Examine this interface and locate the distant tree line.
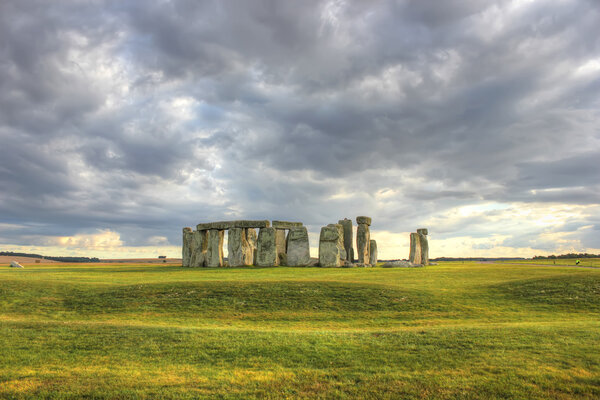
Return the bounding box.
[533,253,599,259]
[0,251,100,263]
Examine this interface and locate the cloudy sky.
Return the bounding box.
[1,0,599,259]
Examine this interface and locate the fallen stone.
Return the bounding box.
[356,223,370,264]
[256,227,278,267]
[286,226,311,266]
[228,227,253,267]
[409,232,422,265]
[338,218,354,262]
[381,260,423,268]
[272,221,303,229]
[182,227,193,267]
[196,220,270,231]
[190,230,208,267]
[205,229,224,267]
[356,216,372,226]
[10,261,24,268]
[369,240,378,266]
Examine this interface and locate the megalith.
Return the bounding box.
[409,232,422,265]
[356,216,371,264]
[256,227,278,267]
[319,225,342,267]
[246,228,258,265]
[228,227,253,267]
[182,227,193,267]
[275,229,287,265]
[369,240,378,266]
[286,226,311,266]
[206,229,224,267]
[328,223,346,261]
[417,228,429,266]
[190,230,208,267]
[338,218,354,262]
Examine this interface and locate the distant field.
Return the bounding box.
[0,255,62,264]
[496,258,600,267]
[1,261,599,399]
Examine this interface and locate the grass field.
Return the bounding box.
[1,261,599,399]
[496,258,600,267]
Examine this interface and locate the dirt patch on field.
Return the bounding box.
[0,256,62,264]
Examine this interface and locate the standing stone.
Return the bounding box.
[409,232,422,265]
[275,229,287,265]
[206,229,224,267]
[286,226,311,266]
[246,228,258,265]
[328,223,346,261]
[319,225,342,267]
[338,218,354,262]
[182,227,193,267]
[256,227,278,267]
[356,220,371,264]
[369,240,378,266]
[190,230,208,267]
[417,228,429,266]
[228,228,253,267]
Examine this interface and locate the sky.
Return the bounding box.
[1,0,599,260]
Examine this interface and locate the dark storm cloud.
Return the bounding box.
[1,0,599,254]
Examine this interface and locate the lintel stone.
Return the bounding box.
[356,216,372,226]
[196,220,270,231]
[272,220,303,229]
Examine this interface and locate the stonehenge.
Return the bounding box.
[182,217,428,268]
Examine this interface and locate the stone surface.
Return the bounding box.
[356,224,371,264]
[417,228,428,235]
[272,221,303,229]
[286,226,311,266]
[338,218,354,262]
[206,229,224,267]
[328,224,347,260]
[356,216,372,226]
[381,260,422,268]
[246,228,258,265]
[369,240,378,266]
[319,226,342,267]
[409,232,422,265]
[228,228,253,267]
[256,227,278,267]
[182,227,193,267]
[10,261,24,268]
[190,230,208,267]
[275,229,287,265]
[419,231,429,266]
[196,220,270,231]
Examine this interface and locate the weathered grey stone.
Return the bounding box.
[356,216,372,226]
[196,220,270,231]
[272,221,303,229]
[356,224,370,264]
[228,228,253,267]
[190,230,208,267]
[417,228,428,235]
[206,229,224,267]
[286,226,311,266]
[419,230,429,266]
[409,232,422,265]
[319,226,342,267]
[10,261,24,268]
[369,240,378,266]
[246,228,258,265]
[381,260,423,268]
[338,218,354,262]
[275,229,287,265]
[256,227,278,267]
[182,227,193,267]
[328,223,346,260]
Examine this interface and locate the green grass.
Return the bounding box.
[496,258,600,267]
[1,262,599,399]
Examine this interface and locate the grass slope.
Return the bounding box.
[0,262,599,399]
